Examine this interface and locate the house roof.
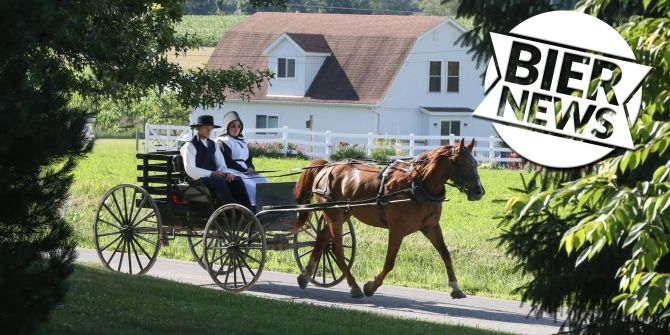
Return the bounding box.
[208,12,448,104]
[285,33,331,53]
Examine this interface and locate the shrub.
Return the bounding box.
[370,138,395,162]
[329,142,367,161]
[248,142,307,159]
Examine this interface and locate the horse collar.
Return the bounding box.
[411,180,446,203]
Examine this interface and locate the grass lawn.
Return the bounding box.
[38,264,511,335]
[68,139,530,300]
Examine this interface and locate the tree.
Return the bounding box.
[184,0,219,14]
[414,0,458,16]
[0,1,274,333]
[455,0,553,65]
[456,0,670,333]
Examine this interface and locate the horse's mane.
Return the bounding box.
[386,145,453,189]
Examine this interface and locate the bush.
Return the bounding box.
[329,142,367,161]
[248,142,307,159]
[370,138,395,162]
[499,171,670,334]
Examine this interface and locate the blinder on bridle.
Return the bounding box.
[445,146,479,194]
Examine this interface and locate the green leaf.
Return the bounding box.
[562,233,574,255]
[576,248,591,267]
[629,151,640,171]
[630,273,643,292]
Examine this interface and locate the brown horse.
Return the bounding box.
[293,139,485,299]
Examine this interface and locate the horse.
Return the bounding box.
[292,138,485,299]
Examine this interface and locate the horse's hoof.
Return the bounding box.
[363,281,376,297]
[297,274,309,289]
[451,290,467,299]
[350,286,364,299]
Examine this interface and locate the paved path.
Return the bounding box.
[77,248,564,335]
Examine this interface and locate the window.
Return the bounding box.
[429,61,441,92]
[440,120,461,145]
[277,58,295,78]
[447,61,459,92]
[256,114,279,135]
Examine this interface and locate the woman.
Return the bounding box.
[216,111,268,208]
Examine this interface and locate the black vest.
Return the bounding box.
[191,136,217,171]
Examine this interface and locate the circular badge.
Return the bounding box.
[474,11,648,168]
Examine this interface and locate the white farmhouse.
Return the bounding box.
[193,12,492,141]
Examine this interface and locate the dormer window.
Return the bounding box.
[277,58,296,78]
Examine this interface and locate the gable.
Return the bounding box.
[208,12,447,104]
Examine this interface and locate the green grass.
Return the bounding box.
[175,15,248,47]
[69,139,530,300]
[38,264,511,335]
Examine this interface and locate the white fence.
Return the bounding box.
[143,123,522,164]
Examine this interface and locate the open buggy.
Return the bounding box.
[93,151,356,292]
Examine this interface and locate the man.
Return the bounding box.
[180,114,252,210]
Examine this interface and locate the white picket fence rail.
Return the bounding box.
[143,123,522,164]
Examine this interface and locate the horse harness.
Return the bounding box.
[312,159,447,227]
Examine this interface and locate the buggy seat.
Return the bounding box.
[171,155,215,205]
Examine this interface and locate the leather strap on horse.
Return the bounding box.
[411,180,446,203]
[376,164,393,227]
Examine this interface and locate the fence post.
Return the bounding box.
[325,130,332,159]
[282,126,289,157]
[367,132,373,157]
[409,133,415,157]
[489,136,495,162]
[144,123,149,152]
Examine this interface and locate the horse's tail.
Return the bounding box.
[294,159,328,230]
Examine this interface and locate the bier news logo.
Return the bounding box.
[473,11,651,168]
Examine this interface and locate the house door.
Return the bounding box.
[440,120,461,145]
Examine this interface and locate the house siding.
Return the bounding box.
[192,102,376,145]
[376,20,492,138]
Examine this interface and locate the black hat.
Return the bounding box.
[190,115,220,129]
[222,111,243,135]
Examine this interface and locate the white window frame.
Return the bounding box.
[440,120,461,145]
[255,114,280,136]
[277,57,296,79]
[446,61,460,93]
[428,61,442,93]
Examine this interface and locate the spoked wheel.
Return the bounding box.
[186,232,206,270]
[203,204,266,292]
[93,184,162,275]
[188,230,236,274]
[293,213,356,287]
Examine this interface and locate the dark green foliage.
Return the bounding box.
[498,172,670,334]
[0,0,276,332]
[184,0,218,14]
[454,0,553,66]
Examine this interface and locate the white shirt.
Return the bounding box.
[179,137,229,180]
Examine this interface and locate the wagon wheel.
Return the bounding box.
[186,232,206,270]
[93,184,162,275]
[293,213,356,287]
[188,230,236,274]
[203,204,266,292]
